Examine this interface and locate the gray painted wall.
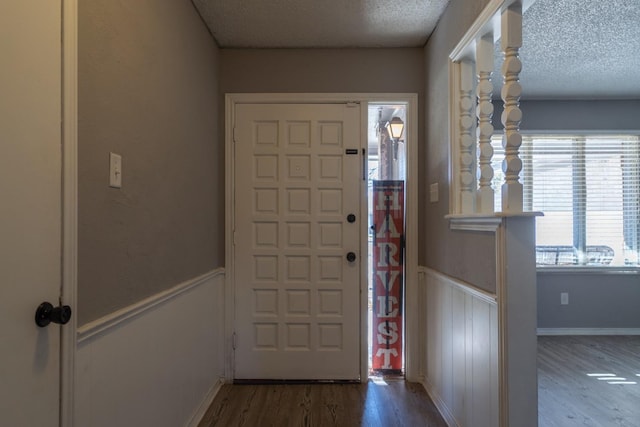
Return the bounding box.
[538,272,640,328]
[78,0,222,324]
[220,47,426,259]
[423,0,497,292]
[220,48,424,94]
[494,99,640,132]
[500,99,640,328]
[426,9,640,320]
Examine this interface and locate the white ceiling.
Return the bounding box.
[191,0,450,48]
[499,0,640,100]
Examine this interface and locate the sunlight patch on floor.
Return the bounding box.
[587,372,637,385]
[370,376,388,386]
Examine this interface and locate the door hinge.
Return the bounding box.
[233,126,236,143]
[232,332,237,350]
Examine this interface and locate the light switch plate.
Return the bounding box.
[109,152,122,188]
[430,183,439,203]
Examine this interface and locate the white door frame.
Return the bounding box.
[61,0,78,425]
[225,93,419,382]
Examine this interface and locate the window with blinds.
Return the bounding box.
[491,135,640,267]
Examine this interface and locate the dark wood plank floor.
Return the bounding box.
[538,335,640,427]
[198,378,447,427]
[199,336,640,426]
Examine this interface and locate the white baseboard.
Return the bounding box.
[185,377,225,427]
[420,378,460,427]
[538,328,640,336]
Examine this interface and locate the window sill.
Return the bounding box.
[536,266,640,275]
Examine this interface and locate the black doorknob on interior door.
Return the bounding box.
[35,302,72,327]
[347,214,356,223]
[346,252,357,262]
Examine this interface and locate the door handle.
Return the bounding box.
[35,302,72,327]
[347,214,356,223]
[346,252,357,262]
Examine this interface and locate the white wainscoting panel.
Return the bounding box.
[75,269,225,427]
[420,267,498,427]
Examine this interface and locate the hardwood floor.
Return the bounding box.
[538,335,640,427]
[198,378,447,427]
[199,336,640,426]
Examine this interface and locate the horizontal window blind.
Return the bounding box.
[491,135,640,267]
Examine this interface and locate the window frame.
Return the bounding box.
[491,131,640,271]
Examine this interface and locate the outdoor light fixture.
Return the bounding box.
[387,116,404,140]
[386,116,404,160]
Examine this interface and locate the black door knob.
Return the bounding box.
[35,302,72,327]
[347,214,356,223]
[346,252,357,262]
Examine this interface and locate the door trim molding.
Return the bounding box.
[61,0,78,425]
[225,93,419,382]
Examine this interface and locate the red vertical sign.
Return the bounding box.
[372,180,404,373]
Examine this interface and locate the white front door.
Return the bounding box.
[0,2,64,425]
[233,103,362,380]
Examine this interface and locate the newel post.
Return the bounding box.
[500,2,523,213]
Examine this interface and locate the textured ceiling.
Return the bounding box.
[496,0,640,100]
[191,0,450,48]
[192,0,640,99]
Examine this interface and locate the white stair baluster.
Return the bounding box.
[460,59,476,213]
[476,32,495,213]
[500,2,523,213]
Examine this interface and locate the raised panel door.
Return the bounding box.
[234,103,361,380]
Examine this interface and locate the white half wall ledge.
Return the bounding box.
[446,212,542,232]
